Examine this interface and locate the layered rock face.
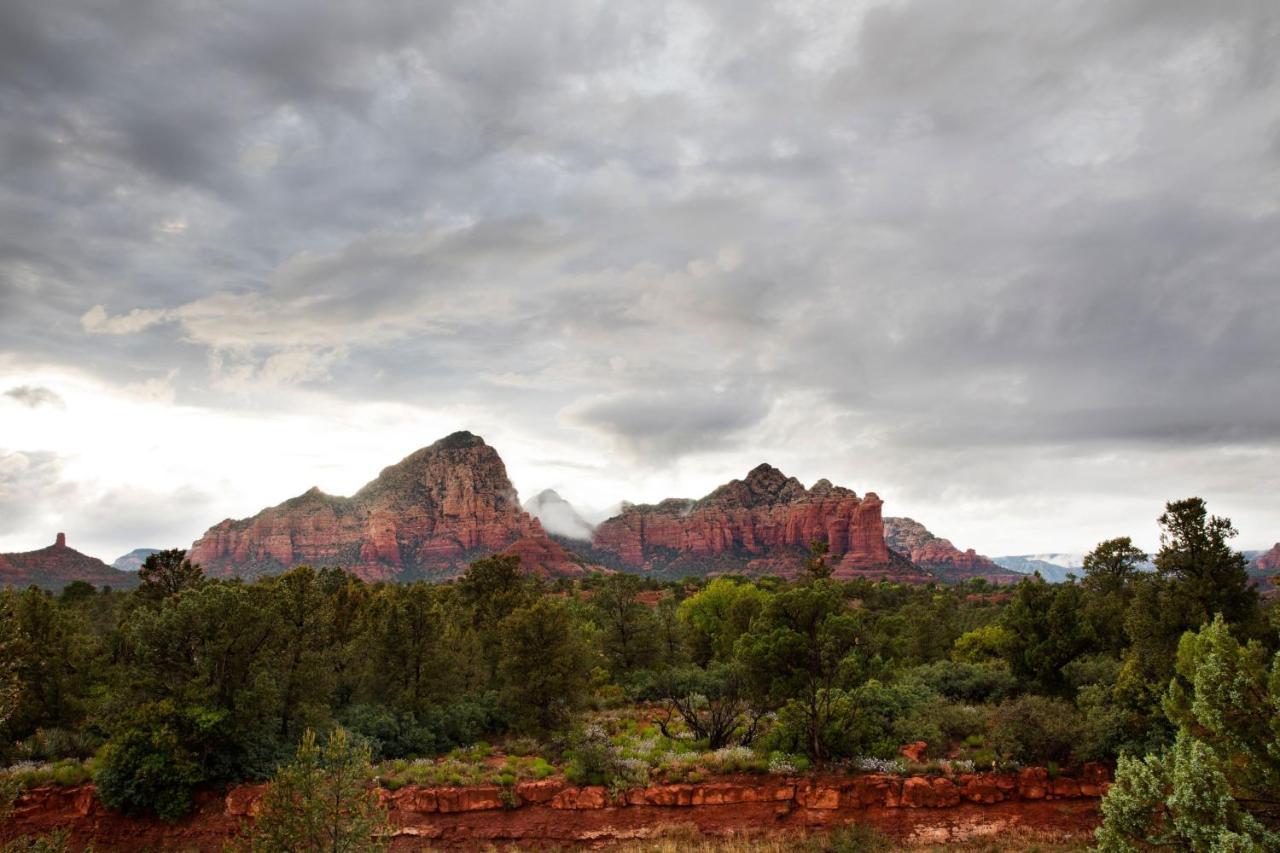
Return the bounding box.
[0,534,140,591]
[1255,543,1280,572]
[590,464,897,577]
[189,432,582,581]
[882,517,1019,584]
[2,768,1107,850]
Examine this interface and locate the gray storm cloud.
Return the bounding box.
[2,0,1278,554]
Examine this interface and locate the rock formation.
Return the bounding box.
[0,534,140,591]
[589,464,910,578]
[2,768,1108,850]
[1255,543,1280,573]
[883,517,1021,584]
[111,548,161,572]
[188,432,583,581]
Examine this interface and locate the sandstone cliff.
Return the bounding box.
[882,517,1020,584]
[0,534,140,591]
[589,464,914,579]
[1254,543,1279,573]
[188,432,583,581]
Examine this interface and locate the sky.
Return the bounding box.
[2,0,1279,563]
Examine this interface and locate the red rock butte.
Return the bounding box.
[0,533,139,591]
[882,517,1020,584]
[589,463,922,579]
[188,432,583,581]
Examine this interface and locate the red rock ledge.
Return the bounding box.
[1,767,1108,850]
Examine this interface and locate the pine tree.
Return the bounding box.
[239,727,389,853]
[1097,616,1280,850]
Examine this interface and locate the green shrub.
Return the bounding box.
[807,823,891,852]
[505,736,541,757]
[50,761,89,787]
[95,708,208,821]
[970,748,997,768]
[987,695,1081,765]
[563,724,647,790]
[902,660,1018,703]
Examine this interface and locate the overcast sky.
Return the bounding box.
[3,0,1279,562]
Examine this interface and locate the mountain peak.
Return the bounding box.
[430,430,487,451]
[524,489,594,541]
[703,463,807,508]
[190,435,581,581]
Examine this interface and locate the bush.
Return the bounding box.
[987,695,1081,765]
[50,761,89,787]
[11,729,100,763]
[902,660,1017,703]
[341,695,506,760]
[841,680,937,759]
[893,698,986,757]
[95,705,209,821]
[563,724,648,791]
[811,823,893,852]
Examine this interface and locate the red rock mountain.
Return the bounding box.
[589,464,924,579]
[0,533,140,591]
[882,517,1020,584]
[189,432,583,581]
[1255,543,1280,573]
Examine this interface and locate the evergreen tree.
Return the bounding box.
[1155,498,1258,628]
[497,597,594,732]
[1097,616,1280,850]
[137,549,204,601]
[737,580,861,764]
[238,727,389,853]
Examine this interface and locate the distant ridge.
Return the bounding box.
[1,533,140,591]
[883,517,1021,584]
[112,548,161,572]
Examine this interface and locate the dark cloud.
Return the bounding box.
[567,385,772,461]
[2,0,1279,551]
[4,385,64,408]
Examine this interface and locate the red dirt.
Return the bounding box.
[1,769,1105,850]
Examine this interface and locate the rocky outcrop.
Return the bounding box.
[0,534,140,591]
[883,518,1020,584]
[188,432,583,581]
[590,464,903,578]
[1,769,1107,850]
[111,548,161,572]
[1254,543,1279,572]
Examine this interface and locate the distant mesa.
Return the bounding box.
[1249,543,1280,588]
[588,463,930,581]
[188,431,584,581]
[523,489,595,541]
[882,517,1021,584]
[0,533,140,591]
[1254,543,1280,572]
[112,548,162,572]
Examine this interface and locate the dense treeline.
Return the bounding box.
[0,497,1276,844]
